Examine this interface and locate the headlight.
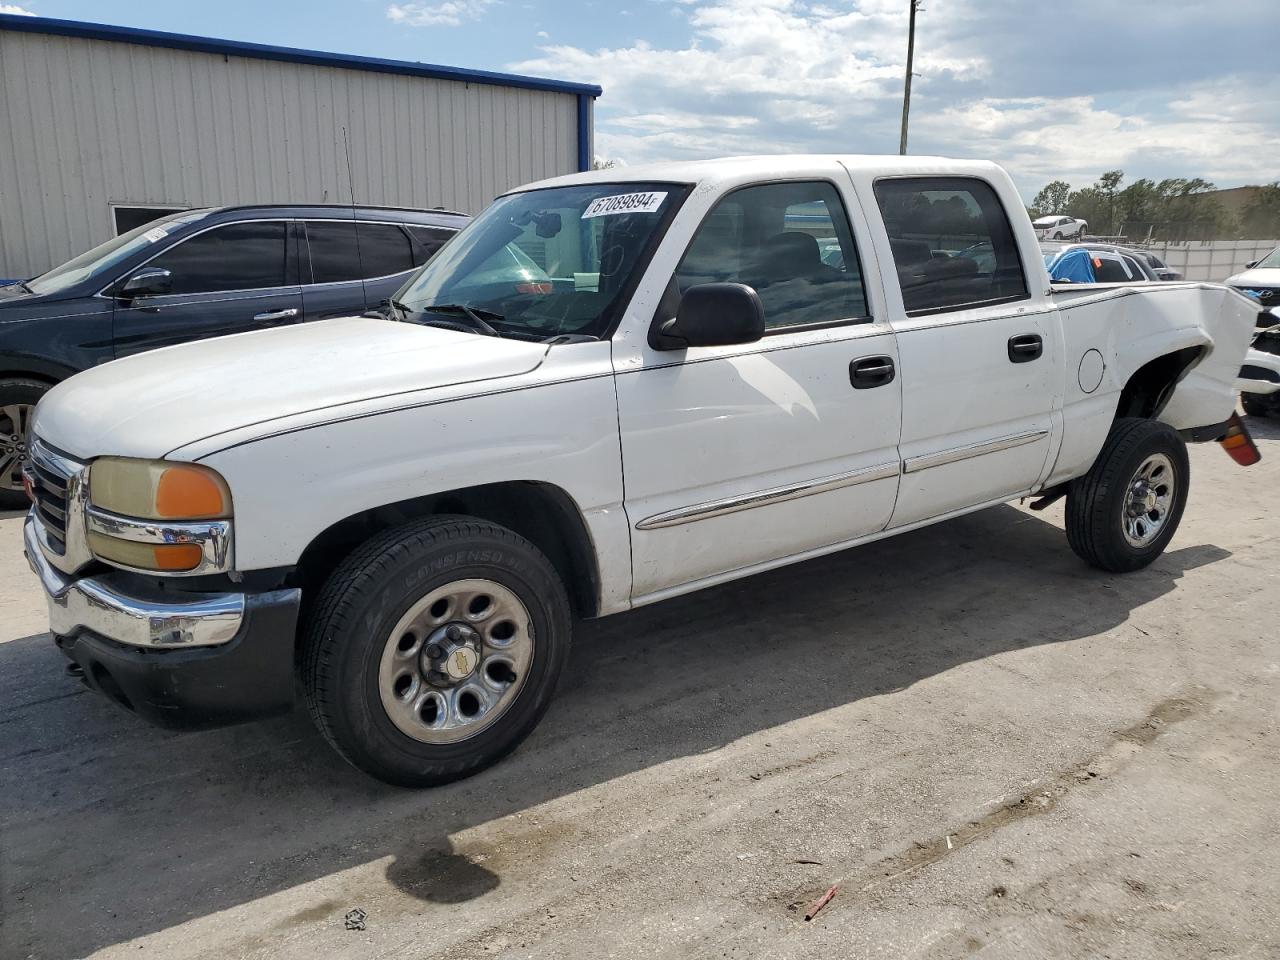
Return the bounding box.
[87,458,233,573]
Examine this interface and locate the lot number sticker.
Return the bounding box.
[582,192,667,219]
[142,227,168,243]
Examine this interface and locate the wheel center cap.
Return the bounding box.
[421,622,482,682]
[445,646,478,680]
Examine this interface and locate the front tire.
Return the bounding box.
[1065,418,1189,573]
[0,378,47,511]
[301,516,572,787]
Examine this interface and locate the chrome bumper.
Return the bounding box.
[23,513,245,648]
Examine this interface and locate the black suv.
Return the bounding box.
[0,204,467,507]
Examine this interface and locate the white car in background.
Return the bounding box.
[1033,215,1088,240]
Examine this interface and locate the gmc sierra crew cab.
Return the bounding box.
[22,155,1258,786]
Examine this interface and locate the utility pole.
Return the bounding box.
[898,0,919,155]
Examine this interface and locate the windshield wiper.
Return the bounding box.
[421,304,504,338]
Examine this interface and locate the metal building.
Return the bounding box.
[0,14,600,279]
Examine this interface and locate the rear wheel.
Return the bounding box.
[1065,418,1189,572]
[1242,394,1273,418]
[0,378,47,511]
[301,516,571,787]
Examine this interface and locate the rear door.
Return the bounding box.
[615,177,903,601]
[300,220,423,320]
[112,220,302,357]
[869,175,1060,529]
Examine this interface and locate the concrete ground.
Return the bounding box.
[2,422,1279,960]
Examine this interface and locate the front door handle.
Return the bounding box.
[253,308,300,323]
[1008,333,1043,363]
[850,355,896,389]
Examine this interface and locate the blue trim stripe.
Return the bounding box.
[0,13,603,98]
[577,94,592,173]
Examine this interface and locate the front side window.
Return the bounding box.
[875,177,1029,316]
[397,182,685,341]
[148,221,287,295]
[674,181,869,331]
[25,210,208,296]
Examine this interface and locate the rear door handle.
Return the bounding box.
[850,355,896,389]
[1008,333,1043,363]
[253,308,299,322]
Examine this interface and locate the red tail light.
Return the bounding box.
[1220,412,1261,466]
[515,282,553,295]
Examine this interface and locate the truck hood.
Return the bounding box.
[33,316,548,460]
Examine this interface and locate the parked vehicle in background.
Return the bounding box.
[1226,246,1280,309]
[1042,242,1159,283]
[23,155,1257,787]
[1237,306,1280,418]
[1033,215,1088,240]
[0,204,467,508]
[1130,249,1183,282]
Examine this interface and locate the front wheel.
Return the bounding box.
[301,516,572,786]
[0,378,48,511]
[1065,418,1189,572]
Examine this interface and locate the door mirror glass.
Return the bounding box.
[118,267,172,299]
[653,282,765,350]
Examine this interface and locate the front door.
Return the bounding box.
[868,175,1061,529]
[614,178,903,602]
[112,220,302,357]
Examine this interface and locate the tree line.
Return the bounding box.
[1029,172,1280,241]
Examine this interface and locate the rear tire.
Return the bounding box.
[301,516,572,787]
[1242,394,1272,418]
[1065,418,1189,573]
[0,378,48,511]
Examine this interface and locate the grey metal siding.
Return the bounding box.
[0,29,581,278]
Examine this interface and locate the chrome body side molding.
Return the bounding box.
[902,430,1048,475]
[635,462,900,530]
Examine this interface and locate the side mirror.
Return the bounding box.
[117,266,172,299]
[1246,260,1260,270]
[651,282,765,351]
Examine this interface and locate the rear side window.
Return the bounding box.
[357,223,415,277]
[1093,253,1133,282]
[306,221,417,283]
[149,221,286,294]
[874,177,1029,316]
[674,181,869,331]
[406,225,454,266]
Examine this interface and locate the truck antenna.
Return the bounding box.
[342,126,366,285]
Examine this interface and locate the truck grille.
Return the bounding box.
[26,441,78,556]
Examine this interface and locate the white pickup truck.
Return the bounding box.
[22,156,1258,786]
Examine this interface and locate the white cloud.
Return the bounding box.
[386,0,494,27]
[0,4,37,14]
[535,29,549,39]
[510,0,1279,194]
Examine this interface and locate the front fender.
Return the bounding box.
[195,367,633,615]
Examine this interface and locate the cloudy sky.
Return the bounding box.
[5,0,1277,199]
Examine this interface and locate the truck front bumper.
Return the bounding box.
[24,515,301,730]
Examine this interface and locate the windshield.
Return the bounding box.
[26,210,208,296]
[1257,247,1280,270]
[397,182,685,340]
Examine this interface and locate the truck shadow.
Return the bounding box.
[0,504,1231,958]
